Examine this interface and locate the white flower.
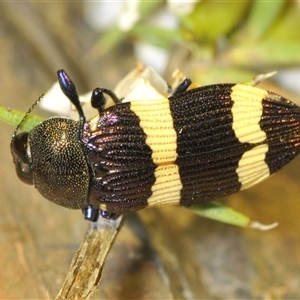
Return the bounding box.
[118,0,140,32]
[167,0,199,16]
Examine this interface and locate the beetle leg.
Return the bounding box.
[100,210,120,220]
[182,204,191,208]
[91,88,121,113]
[169,78,192,96]
[83,205,99,221]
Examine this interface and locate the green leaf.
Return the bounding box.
[243,0,286,39]
[228,1,300,67]
[189,202,250,227]
[266,1,300,41]
[190,66,256,86]
[93,27,126,57]
[138,1,164,18]
[189,202,278,230]
[180,0,250,42]
[0,106,44,132]
[131,25,182,49]
[228,40,300,67]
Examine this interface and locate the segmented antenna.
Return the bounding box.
[12,70,86,140]
[57,69,86,124]
[57,69,86,139]
[12,93,45,139]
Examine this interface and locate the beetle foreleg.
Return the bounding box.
[170,78,192,96]
[91,88,121,113]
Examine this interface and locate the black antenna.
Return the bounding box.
[12,93,45,139]
[57,70,86,125]
[12,70,85,140]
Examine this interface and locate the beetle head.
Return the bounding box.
[11,70,92,210]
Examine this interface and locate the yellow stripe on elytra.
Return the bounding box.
[146,165,182,206]
[237,144,270,190]
[130,99,178,164]
[231,84,268,143]
[130,98,183,206]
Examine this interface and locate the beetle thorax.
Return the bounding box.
[28,117,90,209]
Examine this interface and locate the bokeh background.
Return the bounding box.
[1,2,300,299]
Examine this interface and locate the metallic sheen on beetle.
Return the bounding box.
[10,69,300,220]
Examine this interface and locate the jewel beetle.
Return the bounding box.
[10,69,300,221]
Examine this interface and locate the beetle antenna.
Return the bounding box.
[12,93,45,139]
[57,70,86,125]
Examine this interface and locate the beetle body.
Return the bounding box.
[11,70,300,219]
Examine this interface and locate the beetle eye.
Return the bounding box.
[11,132,28,157]
[11,132,33,185]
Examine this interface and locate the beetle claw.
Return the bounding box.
[83,205,99,222]
[100,210,120,220]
